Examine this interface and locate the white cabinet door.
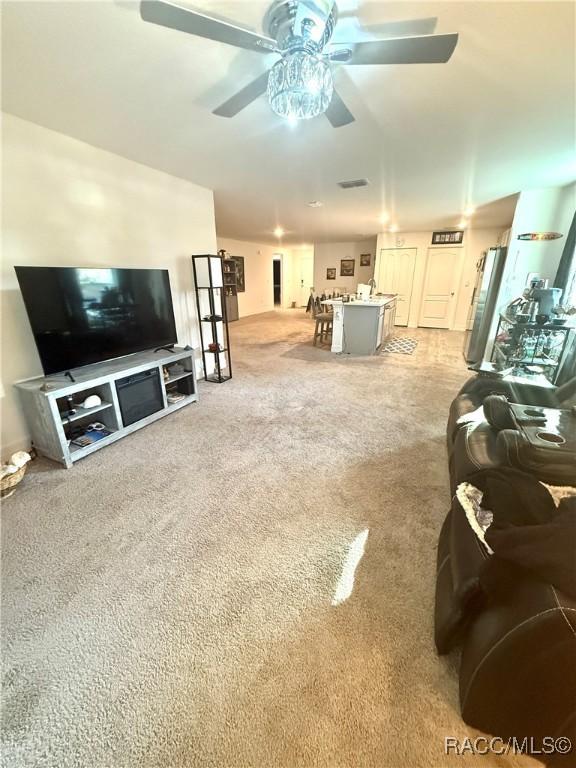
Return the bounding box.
[419,248,462,328]
[376,306,385,347]
[377,248,416,326]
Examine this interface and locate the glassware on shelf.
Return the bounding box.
[490,313,573,384]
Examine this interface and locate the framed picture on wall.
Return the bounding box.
[360,253,371,267]
[432,230,464,245]
[230,255,245,292]
[326,268,336,280]
[340,259,355,277]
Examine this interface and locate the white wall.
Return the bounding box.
[313,239,377,295]
[216,238,315,315]
[497,183,576,308]
[1,113,217,455]
[375,228,505,330]
[216,238,285,317]
[483,182,576,355]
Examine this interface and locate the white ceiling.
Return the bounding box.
[2,1,575,243]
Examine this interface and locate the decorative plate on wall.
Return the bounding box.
[517,232,563,241]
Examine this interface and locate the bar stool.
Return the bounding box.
[313,312,333,347]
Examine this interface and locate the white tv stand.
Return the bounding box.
[14,348,198,468]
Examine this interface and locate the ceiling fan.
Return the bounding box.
[140,0,459,127]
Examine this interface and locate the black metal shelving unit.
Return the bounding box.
[192,254,232,383]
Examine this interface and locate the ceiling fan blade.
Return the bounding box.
[333,16,438,41]
[342,32,459,66]
[212,71,270,117]
[325,90,355,128]
[140,1,277,54]
[332,16,438,45]
[362,17,438,39]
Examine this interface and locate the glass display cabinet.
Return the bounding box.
[222,257,239,322]
[490,313,574,385]
[192,254,232,383]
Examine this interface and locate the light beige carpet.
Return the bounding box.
[1,311,541,768]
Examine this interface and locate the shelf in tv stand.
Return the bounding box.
[69,429,119,458]
[60,401,114,425]
[14,347,198,468]
[164,370,195,385]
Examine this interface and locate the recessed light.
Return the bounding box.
[274,226,284,238]
[463,205,476,217]
[389,224,398,233]
[458,219,468,229]
[379,212,389,224]
[307,201,323,208]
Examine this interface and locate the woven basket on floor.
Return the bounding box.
[1,465,27,499]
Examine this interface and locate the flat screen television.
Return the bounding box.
[15,266,178,375]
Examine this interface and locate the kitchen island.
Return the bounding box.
[322,295,397,355]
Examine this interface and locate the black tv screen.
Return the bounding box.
[15,266,178,375]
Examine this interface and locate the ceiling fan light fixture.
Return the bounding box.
[141,1,460,128]
[267,51,333,121]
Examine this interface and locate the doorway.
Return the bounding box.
[377,248,417,326]
[273,255,282,306]
[418,248,462,328]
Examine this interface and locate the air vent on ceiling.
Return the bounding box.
[337,178,370,189]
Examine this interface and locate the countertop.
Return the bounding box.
[322,295,397,308]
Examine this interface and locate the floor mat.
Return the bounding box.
[382,337,418,355]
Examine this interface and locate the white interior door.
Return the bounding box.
[299,252,313,307]
[419,248,462,328]
[377,248,416,326]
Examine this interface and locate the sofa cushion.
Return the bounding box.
[449,422,500,494]
[460,572,576,744]
[435,484,576,748]
[496,428,576,486]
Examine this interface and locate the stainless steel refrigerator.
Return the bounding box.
[463,246,507,365]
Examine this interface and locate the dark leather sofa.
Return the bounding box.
[447,375,576,453]
[447,376,576,493]
[436,373,576,763]
[436,499,576,752]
